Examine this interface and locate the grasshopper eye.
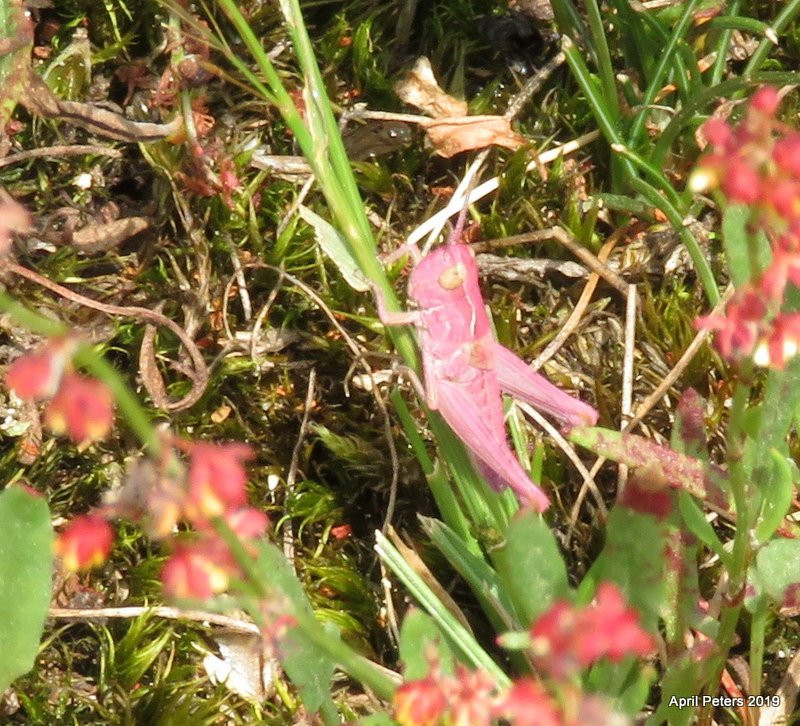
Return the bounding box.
[438,263,467,290]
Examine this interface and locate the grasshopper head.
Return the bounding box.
[408,244,477,303]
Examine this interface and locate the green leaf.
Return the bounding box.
[616,663,656,716]
[493,509,569,625]
[721,204,771,287]
[584,507,666,631]
[374,531,510,686]
[429,413,515,537]
[569,426,728,508]
[678,492,726,560]
[0,486,53,692]
[418,517,537,674]
[113,615,173,690]
[398,608,454,679]
[586,658,652,713]
[354,715,394,726]
[751,539,800,607]
[671,389,708,462]
[755,450,796,543]
[298,205,369,292]
[745,564,767,614]
[745,359,800,475]
[647,655,705,726]
[255,541,338,720]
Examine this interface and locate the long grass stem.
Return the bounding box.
[629,0,702,146]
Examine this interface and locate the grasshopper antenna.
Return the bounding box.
[387,163,480,264]
[446,159,484,247]
[446,179,475,247]
[421,154,486,254]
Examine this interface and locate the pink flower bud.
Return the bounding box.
[765,178,800,220]
[224,507,269,539]
[44,373,114,445]
[394,675,448,726]
[702,118,733,149]
[161,542,231,600]
[186,442,253,519]
[721,159,761,204]
[493,679,562,726]
[760,259,788,302]
[55,513,113,571]
[773,136,800,177]
[696,288,767,361]
[331,524,352,540]
[5,340,72,400]
[448,666,496,726]
[591,582,655,660]
[619,477,673,519]
[750,86,780,116]
[755,313,800,368]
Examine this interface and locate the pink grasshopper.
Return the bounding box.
[376,241,598,511]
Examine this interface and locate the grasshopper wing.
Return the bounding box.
[493,343,598,428]
[432,375,550,511]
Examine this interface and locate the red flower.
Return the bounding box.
[774,136,800,177]
[765,178,800,220]
[44,373,114,444]
[223,507,269,539]
[5,340,72,400]
[55,513,114,571]
[394,674,448,726]
[754,313,800,368]
[702,118,733,150]
[529,583,654,678]
[760,252,791,302]
[448,666,496,726]
[530,601,583,678]
[186,442,253,519]
[696,287,766,361]
[589,582,656,661]
[721,158,761,204]
[330,524,352,540]
[494,679,562,726]
[161,541,231,599]
[750,85,780,115]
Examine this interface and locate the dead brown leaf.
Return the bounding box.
[421,115,527,158]
[394,57,468,118]
[395,56,529,156]
[202,629,276,703]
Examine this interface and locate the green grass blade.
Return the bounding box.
[374,531,511,686]
[628,0,703,147]
[742,0,800,80]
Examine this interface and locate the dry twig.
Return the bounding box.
[1,260,208,411]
